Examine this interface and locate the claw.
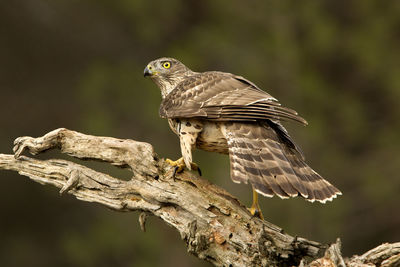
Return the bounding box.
[188,161,202,176]
[166,158,186,178]
[166,157,201,177]
[172,166,180,177]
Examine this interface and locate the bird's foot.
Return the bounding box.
[248,205,264,220]
[166,157,186,175]
[165,157,202,176]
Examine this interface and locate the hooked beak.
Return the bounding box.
[144,65,154,77]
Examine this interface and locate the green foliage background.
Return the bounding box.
[0,1,399,266]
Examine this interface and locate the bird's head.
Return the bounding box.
[144,57,193,97]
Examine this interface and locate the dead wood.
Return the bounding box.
[0,128,398,267]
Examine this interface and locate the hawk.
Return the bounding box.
[144,57,341,219]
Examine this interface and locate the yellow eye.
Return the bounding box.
[163,62,171,69]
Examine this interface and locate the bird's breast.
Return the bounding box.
[196,121,229,154]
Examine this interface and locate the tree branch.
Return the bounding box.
[1,128,398,266]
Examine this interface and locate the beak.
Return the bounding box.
[144,65,153,77]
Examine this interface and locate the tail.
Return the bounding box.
[224,121,341,203]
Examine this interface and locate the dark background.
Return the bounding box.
[1,1,399,266]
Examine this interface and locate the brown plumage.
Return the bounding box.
[144,57,341,204]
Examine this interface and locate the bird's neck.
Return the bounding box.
[155,71,197,98]
[157,79,176,98]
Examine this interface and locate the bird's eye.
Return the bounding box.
[163,62,171,69]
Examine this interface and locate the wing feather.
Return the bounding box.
[160,72,307,125]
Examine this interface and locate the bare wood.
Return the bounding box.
[346,243,400,267]
[1,128,398,266]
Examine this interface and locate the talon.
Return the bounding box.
[172,166,184,177]
[166,158,186,177]
[189,162,201,176]
[165,157,201,177]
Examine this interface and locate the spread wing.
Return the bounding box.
[159,71,307,125]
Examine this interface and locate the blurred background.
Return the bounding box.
[1,1,399,266]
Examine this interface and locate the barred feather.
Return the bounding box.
[223,122,341,203]
[145,57,341,204]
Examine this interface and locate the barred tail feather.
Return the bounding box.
[224,122,341,203]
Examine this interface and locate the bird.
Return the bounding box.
[144,57,341,219]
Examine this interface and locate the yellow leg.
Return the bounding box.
[165,157,201,176]
[248,188,264,220]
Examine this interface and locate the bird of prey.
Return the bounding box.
[144,57,341,219]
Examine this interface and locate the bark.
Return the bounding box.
[0,128,398,267]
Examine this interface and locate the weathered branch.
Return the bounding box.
[346,243,400,267]
[0,128,398,266]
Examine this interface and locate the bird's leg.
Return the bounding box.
[248,188,264,220]
[165,157,202,176]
